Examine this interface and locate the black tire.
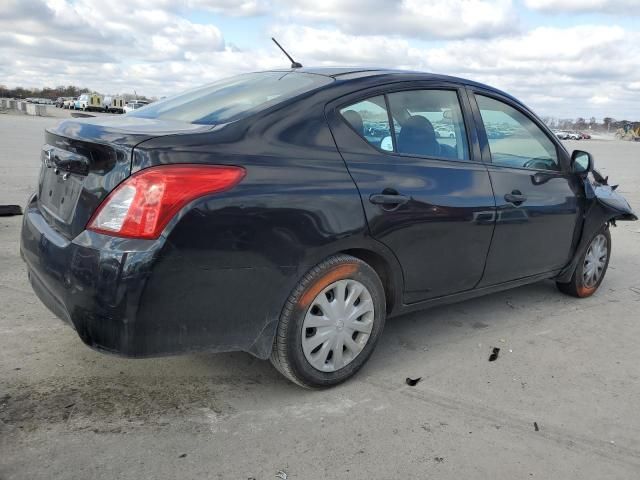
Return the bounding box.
[557,225,611,298]
[271,254,386,388]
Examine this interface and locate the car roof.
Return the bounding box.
[265,67,519,104]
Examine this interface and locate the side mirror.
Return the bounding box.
[571,150,593,175]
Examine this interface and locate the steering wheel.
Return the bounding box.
[523,157,558,170]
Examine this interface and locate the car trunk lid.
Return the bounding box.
[37,116,210,239]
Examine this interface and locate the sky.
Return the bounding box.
[0,0,638,120]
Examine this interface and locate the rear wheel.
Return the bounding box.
[557,225,611,298]
[271,254,386,388]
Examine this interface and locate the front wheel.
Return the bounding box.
[271,254,386,388]
[557,225,611,297]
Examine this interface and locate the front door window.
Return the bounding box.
[476,95,559,171]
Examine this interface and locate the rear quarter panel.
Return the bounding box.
[130,94,396,358]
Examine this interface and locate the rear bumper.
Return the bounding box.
[20,197,295,359]
[20,199,157,355]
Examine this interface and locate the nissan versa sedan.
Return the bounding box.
[20,68,636,388]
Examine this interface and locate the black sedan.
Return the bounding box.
[20,68,636,388]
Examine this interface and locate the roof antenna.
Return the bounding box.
[271,37,303,69]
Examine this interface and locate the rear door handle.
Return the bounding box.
[504,191,527,205]
[369,193,411,206]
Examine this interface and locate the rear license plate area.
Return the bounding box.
[39,168,83,223]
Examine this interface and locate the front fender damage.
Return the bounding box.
[556,172,637,283]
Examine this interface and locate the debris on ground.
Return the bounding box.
[276,470,288,479]
[434,457,445,463]
[489,347,500,362]
[405,377,422,386]
[0,205,22,216]
[179,453,187,458]
[534,422,539,432]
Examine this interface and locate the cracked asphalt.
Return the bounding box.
[1,112,640,479]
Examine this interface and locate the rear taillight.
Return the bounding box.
[87,164,245,239]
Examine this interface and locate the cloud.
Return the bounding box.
[271,26,412,65]
[187,0,271,16]
[0,0,247,95]
[0,0,638,118]
[270,24,640,118]
[524,0,640,14]
[282,0,519,40]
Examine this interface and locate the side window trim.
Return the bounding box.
[464,86,492,164]
[459,86,483,163]
[383,94,398,153]
[468,88,568,173]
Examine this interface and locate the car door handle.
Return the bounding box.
[504,191,527,205]
[369,193,411,206]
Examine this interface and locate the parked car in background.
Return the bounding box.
[20,68,636,388]
[74,94,89,110]
[73,93,103,111]
[63,98,77,109]
[27,98,53,105]
[55,97,73,108]
[104,96,126,113]
[435,125,455,138]
[554,130,581,140]
[123,100,149,113]
[553,130,567,139]
[487,128,506,139]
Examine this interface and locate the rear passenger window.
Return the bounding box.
[340,96,394,151]
[387,90,469,161]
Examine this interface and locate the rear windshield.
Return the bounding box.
[129,72,333,125]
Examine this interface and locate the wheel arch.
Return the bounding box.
[339,247,398,314]
[557,203,615,283]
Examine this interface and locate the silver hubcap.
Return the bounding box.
[302,279,374,372]
[583,234,608,288]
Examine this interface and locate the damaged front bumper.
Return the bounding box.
[556,171,636,283]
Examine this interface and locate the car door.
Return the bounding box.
[326,83,496,303]
[467,88,582,286]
